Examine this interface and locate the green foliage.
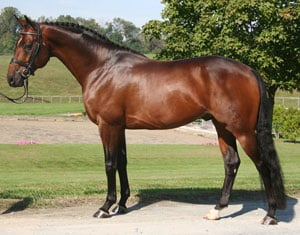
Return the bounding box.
[0,7,20,54]
[54,15,106,35]
[105,18,146,52]
[273,105,300,142]
[0,8,157,55]
[143,0,300,101]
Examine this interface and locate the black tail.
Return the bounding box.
[252,69,286,209]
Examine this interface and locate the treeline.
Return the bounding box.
[0,7,163,55]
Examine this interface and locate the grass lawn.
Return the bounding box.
[0,103,85,116]
[0,143,299,209]
[0,56,81,97]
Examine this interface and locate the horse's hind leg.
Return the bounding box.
[204,122,240,220]
[237,133,279,225]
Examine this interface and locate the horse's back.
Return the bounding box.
[121,56,259,131]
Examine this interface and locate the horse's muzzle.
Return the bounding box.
[7,72,25,87]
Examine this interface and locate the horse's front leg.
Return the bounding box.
[93,123,125,218]
[112,129,130,215]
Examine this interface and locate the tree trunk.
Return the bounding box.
[266,86,278,130]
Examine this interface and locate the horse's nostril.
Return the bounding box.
[8,76,17,87]
[7,74,16,87]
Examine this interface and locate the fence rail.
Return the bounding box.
[275,97,300,110]
[0,95,83,103]
[0,95,299,108]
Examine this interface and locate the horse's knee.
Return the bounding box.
[105,161,117,173]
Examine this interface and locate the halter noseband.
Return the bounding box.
[10,24,42,80]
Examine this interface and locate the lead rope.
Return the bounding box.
[0,79,29,104]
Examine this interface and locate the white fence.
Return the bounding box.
[275,97,300,110]
[29,96,83,103]
[0,95,299,108]
[0,95,83,103]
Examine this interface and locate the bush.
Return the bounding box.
[273,105,300,142]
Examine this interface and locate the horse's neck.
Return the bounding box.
[42,25,109,87]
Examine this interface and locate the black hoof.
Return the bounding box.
[261,216,278,225]
[111,205,128,215]
[93,209,110,218]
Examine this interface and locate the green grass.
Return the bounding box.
[0,103,85,116]
[0,143,299,208]
[0,56,81,97]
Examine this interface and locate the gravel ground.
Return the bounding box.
[0,116,218,145]
[0,200,299,235]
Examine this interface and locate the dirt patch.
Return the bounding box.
[0,116,218,145]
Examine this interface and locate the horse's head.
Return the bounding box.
[7,16,50,87]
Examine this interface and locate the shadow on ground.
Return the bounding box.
[129,188,297,223]
[1,197,33,214]
[1,188,297,223]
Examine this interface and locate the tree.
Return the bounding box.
[49,15,148,53]
[105,18,147,52]
[0,6,154,55]
[53,15,106,34]
[142,20,165,54]
[272,105,286,138]
[143,0,300,115]
[0,7,20,54]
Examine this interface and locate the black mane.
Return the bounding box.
[43,21,144,56]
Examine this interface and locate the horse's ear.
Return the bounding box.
[14,14,19,21]
[15,15,27,28]
[24,15,36,29]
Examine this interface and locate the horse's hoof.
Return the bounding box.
[111,205,128,215]
[203,208,220,220]
[261,216,278,225]
[93,209,110,219]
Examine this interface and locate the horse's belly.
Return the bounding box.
[125,108,204,130]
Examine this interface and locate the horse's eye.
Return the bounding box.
[24,44,33,51]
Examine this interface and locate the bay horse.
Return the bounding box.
[7,16,286,224]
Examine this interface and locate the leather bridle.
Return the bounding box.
[10,24,42,80]
[0,24,42,103]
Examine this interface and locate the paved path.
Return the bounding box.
[0,199,299,235]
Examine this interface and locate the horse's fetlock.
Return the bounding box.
[107,195,117,204]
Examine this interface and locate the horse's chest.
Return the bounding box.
[83,96,125,126]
